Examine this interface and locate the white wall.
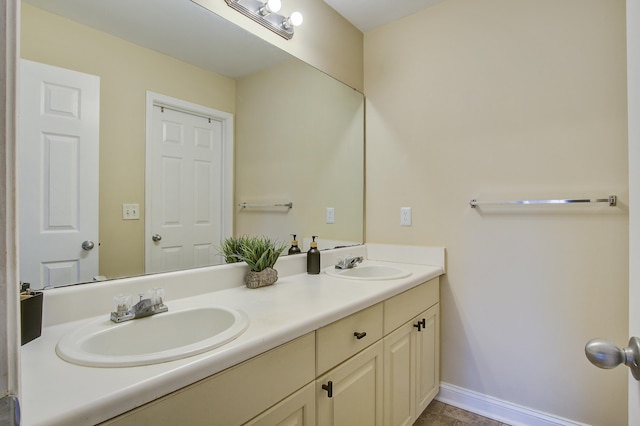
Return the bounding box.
[364,0,628,424]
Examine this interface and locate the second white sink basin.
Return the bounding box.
[325,264,412,281]
[56,306,249,367]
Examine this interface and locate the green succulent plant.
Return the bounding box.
[220,235,250,264]
[220,236,287,272]
[239,236,287,272]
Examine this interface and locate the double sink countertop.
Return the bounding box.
[20,244,445,425]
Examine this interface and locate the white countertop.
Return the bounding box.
[20,246,444,425]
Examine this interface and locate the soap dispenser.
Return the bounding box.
[288,234,302,255]
[307,235,320,274]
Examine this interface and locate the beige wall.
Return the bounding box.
[364,0,628,424]
[21,4,236,279]
[192,0,364,92]
[235,59,364,245]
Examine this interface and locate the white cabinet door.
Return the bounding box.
[383,320,415,426]
[244,382,315,426]
[415,304,440,416]
[317,340,384,426]
[384,303,440,426]
[19,59,100,289]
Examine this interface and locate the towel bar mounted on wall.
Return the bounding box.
[239,202,293,209]
[469,195,617,208]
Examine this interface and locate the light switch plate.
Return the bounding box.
[326,207,335,224]
[122,203,140,220]
[401,207,412,226]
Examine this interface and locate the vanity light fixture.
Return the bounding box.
[225,0,303,40]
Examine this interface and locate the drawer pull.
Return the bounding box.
[354,331,367,340]
[414,318,427,332]
[322,381,333,398]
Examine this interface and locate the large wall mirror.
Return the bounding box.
[19,0,364,289]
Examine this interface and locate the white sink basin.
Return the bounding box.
[325,264,412,281]
[56,306,249,367]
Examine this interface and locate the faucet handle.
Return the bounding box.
[154,288,165,306]
[113,294,132,314]
[146,288,165,306]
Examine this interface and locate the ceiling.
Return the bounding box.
[322,0,446,32]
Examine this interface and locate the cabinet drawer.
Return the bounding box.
[316,303,383,375]
[384,278,439,335]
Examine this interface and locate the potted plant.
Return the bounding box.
[241,236,287,289]
[221,236,287,288]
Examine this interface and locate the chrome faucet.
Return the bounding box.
[335,256,364,270]
[110,288,168,323]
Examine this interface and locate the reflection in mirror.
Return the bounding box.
[19,0,364,289]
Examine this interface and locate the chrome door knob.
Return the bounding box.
[152,234,162,242]
[585,337,640,380]
[81,240,95,251]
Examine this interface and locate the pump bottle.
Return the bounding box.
[288,234,301,255]
[307,236,320,274]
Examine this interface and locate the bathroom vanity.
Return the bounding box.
[20,244,444,425]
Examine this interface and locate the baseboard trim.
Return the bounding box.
[436,382,589,426]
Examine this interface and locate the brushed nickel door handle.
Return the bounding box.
[585,337,640,380]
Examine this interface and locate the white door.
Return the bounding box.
[19,59,100,289]
[145,92,233,274]
[628,0,640,424]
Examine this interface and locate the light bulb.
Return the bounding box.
[267,0,281,13]
[289,11,303,26]
[283,11,303,30]
[259,0,281,15]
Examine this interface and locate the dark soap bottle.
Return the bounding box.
[288,234,302,255]
[307,235,320,274]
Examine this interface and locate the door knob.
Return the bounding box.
[152,234,162,242]
[81,240,95,251]
[585,337,640,380]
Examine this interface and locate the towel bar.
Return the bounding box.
[470,195,617,208]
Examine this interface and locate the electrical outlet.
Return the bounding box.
[401,207,412,226]
[326,207,335,224]
[122,203,140,220]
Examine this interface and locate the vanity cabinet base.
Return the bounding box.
[101,278,440,426]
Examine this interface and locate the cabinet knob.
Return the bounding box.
[322,381,333,398]
[354,331,367,340]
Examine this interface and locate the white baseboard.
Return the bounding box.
[436,382,589,426]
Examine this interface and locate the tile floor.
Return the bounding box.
[414,400,511,426]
